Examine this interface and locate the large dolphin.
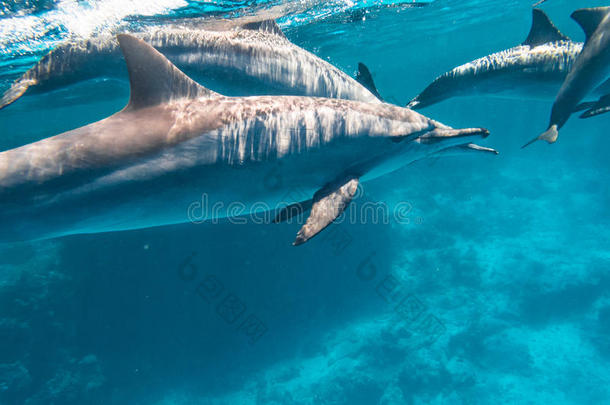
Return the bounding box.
[0,20,380,110]
[407,9,605,110]
[525,7,610,147]
[0,34,491,245]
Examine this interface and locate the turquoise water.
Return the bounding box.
[1,0,610,404]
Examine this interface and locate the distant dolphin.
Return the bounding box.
[0,20,380,110]
[576,93,610,118]
[0,34,491,245]
[407,9,602,110]
[525,7,610,147]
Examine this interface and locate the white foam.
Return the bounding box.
[0,0,187,56]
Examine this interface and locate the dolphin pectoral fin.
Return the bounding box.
[355,62,383,101]
[434,143,499,157]
[572,7,610,43]
[417,127,489,146]
[521,125,558,148]
[421,143,497,162]
[116,34,219,110]
[293,177,359,246]
[579,94,610,119]
[241,19,286,38]
[273,199,313,223]
[462,143,499,155]
[523,9,570,47]
[0,79,35,110]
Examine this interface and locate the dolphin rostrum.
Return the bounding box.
[407,9,591,110]
[525,7,610,147]
[0,20,380,110]
[0,34,491,245]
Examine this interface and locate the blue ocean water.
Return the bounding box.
[1,0,609,404]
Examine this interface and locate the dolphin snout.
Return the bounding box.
[417,127,490,146]
[406,98,420,109]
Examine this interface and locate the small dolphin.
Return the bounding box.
[525,7,610,147]
[0,19,380,110]
[0,34,491,245]
[576,93,610,118]
[407,9,592,110]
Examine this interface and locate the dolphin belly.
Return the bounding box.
[0,136,391,241]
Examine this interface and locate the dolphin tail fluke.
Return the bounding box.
[0,79,34,110]
[521,125,558,149]
[355,62,383,101]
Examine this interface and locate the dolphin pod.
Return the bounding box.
[0,35,491,244]
[405,7,610,147]
[3,5,605,244]
[526,7,610,147]
[0,19,380,111]
[408,9,600,109]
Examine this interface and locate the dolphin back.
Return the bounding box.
[408,9,576,110]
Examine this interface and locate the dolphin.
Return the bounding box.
[576,93,610,118]
[0,19,380,110]
[525,7,610,147]
[0,34,491,245]
[407,9,596,110]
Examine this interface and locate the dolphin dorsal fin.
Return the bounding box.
[117,34,218,110]
[572,7,610,43]
[241,19,286,38]
[355,62,383,101]
[523,9,570,47]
